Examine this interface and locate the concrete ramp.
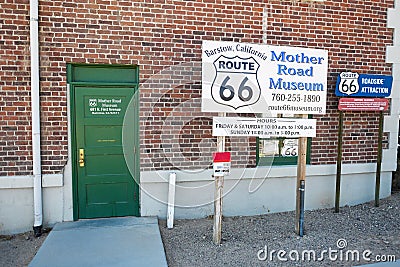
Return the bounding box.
[29,217,168,267]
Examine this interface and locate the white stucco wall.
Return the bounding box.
[140,163,393,219]
[0,174,64,234]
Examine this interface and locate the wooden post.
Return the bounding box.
[375,111,384,207]
[295,114,308,235]
[335,111,344,213]
[213,173,224,244]
[213,113,225,245]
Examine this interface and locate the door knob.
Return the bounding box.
[79,149,85,167]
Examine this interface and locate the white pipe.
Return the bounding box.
[30,0,43,236]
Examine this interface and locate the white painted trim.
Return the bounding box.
[42,174,64,187]
[62,82,74,222]
[388,8,400,44]
[386,46,400,63]
[0,174,63,189]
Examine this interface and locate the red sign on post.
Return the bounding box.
[338,98,389,111]
[213,152,231,176]
[213,152,231,163]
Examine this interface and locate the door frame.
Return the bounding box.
[67,63,140,220]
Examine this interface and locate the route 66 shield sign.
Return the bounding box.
[211,55,261,110]
[89,99,97,107]
[337,72,360,96]
[281,139,298,157]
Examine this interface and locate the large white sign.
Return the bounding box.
[202,41,328,115]
[213,117,316,138]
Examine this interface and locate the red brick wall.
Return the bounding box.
[0,0,393,176]
[0,1,31,176]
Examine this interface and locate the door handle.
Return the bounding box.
[79,149,85,167]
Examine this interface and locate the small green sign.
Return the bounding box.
[86,97,124,116]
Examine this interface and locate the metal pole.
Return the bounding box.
[299,180,305,237]
[335,111,344,213]
[375,111,384,207]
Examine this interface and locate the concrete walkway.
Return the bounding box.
[29,217,168,267]
[357,261,400,266]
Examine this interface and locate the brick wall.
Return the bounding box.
[0,0,393,176]
[0,2,31,176]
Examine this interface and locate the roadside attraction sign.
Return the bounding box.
[335,72,393,98]
[334,71,393,212]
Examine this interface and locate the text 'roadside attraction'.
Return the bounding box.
[202,40,328,115]
[335,72,393,98]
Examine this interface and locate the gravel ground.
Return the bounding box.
[159,191,400,267]
[0,230,49,267]
[1,192,399,267]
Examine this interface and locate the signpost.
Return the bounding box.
[212,152,231,244]
[213,113,226,245]
[296,115,308,236]
[202,40,328,242]
[375,111,384,207]
[335,111,344,213]
[334,72,393,212]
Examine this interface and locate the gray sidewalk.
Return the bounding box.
[29,217,168,267]
[357,261,400,267]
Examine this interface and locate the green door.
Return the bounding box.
[74,86,139,219]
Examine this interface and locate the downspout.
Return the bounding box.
[30,0,42,237]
